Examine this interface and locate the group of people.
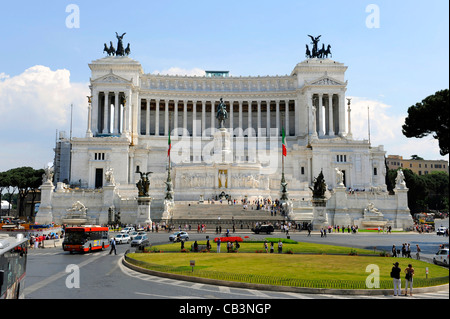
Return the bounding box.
[28,232,63,249]
[391,243,421,259]
[263,240,284,253]
[391,262,415,296]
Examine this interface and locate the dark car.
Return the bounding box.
[251,224,274,234]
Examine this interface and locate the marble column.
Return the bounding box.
[164,100,169,136]
[328,94,334,136]
[257,100,261,136]
[275,100,280,136]
[266,101,271,137]
[183,100,188,136]
[238,100,243,137]
[192,100,197,137]
[155,99,160,136]
[103,92,109,134]
[318,94,324,136]
[146,99,150,135]
[248,101,252,137]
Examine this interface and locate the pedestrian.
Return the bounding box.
[390,262,402,296]
[235,240,240,252]
[278,240,283,254]
[406,243,412,258]
[415,244,421,260]
[404,264,414,296]
[392,244,397,257]
[109,238,117,255]
[216,238,221,253]
[270,241,274,253]
[264,240,268,253]
[206,239,211,252]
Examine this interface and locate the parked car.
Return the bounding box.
[121,227,135,233]
[251,224,274,234]
[436,226,448,236]
[169,231,189,242]
[433,248,449,266]
[114,233,131,244]
[131,235,150,247]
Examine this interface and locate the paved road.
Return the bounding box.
[24,230,448,301]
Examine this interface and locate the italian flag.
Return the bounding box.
[282,128,287,157]
[168,131,171,157]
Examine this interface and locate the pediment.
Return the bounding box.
[307,76,346,86]
[92,73,132,84]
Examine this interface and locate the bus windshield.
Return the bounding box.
[64,231,86,244]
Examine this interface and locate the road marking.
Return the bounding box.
[24,252,106,295]
[219,286,231,293]
[247,289,270,298]
[282,292,315,299]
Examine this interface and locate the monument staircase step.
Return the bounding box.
[171,202,283,222]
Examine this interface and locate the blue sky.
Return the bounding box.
[0,0,448,171]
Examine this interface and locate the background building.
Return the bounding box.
[386,155,449,175]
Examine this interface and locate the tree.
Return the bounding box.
[7,167,44,217]
[402,89,449,156]
[386,168,449,214]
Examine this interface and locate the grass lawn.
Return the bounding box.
[146,240,380,255]
[126,240,449,288]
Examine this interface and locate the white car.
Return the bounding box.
[121,227,135,233]
[114,233,131,244]
[169,231,189,242]
[433,248,449,266]
[436,226,448,236]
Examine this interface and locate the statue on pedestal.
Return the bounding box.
[136,171,152,197]
[216,98,228,128]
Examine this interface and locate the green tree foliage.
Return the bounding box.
[402,89,449,156]
[1,167,44,216]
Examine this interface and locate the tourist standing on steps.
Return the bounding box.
[391,262,402,296]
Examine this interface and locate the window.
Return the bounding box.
[94,152,105,161]
[336,154,347,163]
[374,167,378,176]
[301,167,305,175]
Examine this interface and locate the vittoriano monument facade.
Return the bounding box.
[36,35,413,230]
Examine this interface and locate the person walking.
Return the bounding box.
[404,264,415,296]
[109,237,117,255]
[415,244,421,260]
[391,244,397,257]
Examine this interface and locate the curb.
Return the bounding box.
[121,256,448,296]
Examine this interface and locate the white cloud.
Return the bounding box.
[0,66,89,171]
[349,96,447,161]
[152,67,206,77]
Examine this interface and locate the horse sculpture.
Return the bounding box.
[216,98,228,128]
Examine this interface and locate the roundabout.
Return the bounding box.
[123,237,449,296]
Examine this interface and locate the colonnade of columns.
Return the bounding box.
[309,92,346,137]
[88,92,347,138]
[138,99,295,138]
[90,90,130,136]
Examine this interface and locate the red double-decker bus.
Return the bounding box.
[62,226,110,254]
